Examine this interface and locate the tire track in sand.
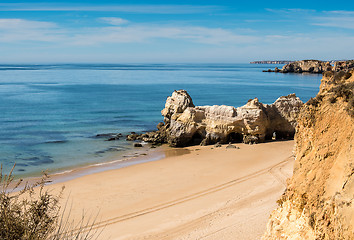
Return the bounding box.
[66,156,293,236]
[143,157,293,240]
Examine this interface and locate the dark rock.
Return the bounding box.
[134,143,143,147]
[226,143,237,149]
[126,133,139,141]
[243,135,259,144]
[107,137,119,141]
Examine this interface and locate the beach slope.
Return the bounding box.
[48,141,294,240]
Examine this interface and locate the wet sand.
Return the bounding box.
[44,141,295,240]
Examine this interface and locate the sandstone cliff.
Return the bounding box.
[128,90,303,147]
[264,60,354,74]
[262,71,354,239]
[281,60,333,73]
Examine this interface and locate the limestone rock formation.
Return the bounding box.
[161,89,194,120]
[127,90,304,147]
[262,71,354,239]
[281,60,332,73]
[264,60,354,74]
[333,60,354,72]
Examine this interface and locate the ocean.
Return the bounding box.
[0,63,322,177]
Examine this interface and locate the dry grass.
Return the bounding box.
[0,164,102,240]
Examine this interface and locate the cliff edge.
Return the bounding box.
[262,71,354,239]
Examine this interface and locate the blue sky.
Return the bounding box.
[1,1,354,63]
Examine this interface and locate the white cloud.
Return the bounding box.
[1,17,354,63]
[69,25,258,46]
[323,11,354,15]
[312,11,354,29]
[0,18,56,29]
[0,19,64,42]
[312,16,354,29]
[0,18,257,45]
[99,17,129,25]
[265,8,315,14]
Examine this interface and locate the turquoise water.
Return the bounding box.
[0,64,321,176]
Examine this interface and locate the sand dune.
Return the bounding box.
[46,141,294,240]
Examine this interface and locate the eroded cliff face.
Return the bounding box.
[159,91,303,147]
[262,71,354,240]
[264,60,354,74]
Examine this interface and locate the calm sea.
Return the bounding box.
[0,63,321,177]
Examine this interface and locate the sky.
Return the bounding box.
[0,0,354,63]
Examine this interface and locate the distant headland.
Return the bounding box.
[262,59,354,74]
[250,60,294,64]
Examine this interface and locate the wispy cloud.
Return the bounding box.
[312,11,354,29]
[265,8,315,14]
[0,18,257,45]
[70,25,258,45]
[0,19,63,42]
[312,17,354,29]
[0,3,222,14]
[323,10,354,15]
[0,18,56,29]
[99,17,129,25]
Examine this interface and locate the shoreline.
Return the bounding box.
[15,143,191,188]
[41,140,295,240]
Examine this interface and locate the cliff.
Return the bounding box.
[128,90,303,147]
[250,60,294,64]
[264,60,354,74]
[262,71,354,239]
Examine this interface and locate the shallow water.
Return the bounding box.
[0,63,321,176]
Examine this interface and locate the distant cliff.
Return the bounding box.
[250,60,294,64]
[262,70,354,239]
[264,60,354,74]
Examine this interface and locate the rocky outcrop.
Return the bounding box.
[262,71,354,239]
[127,90,303,147]
[281,60,333,73]
[334,60,354,72]
[264,60,354,74]
[251,61,294,64]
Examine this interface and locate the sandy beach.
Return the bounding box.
[44,141,294,240]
